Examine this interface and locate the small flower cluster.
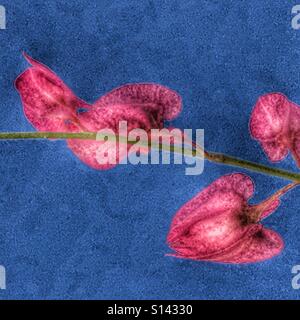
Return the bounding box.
[16,54,299,264]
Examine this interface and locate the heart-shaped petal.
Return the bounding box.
[167,173,295,264]
[167,174,255,259]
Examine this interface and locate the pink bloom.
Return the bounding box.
[15,53,89,133]
[15,54,182,169]
[250,93,300,166]
[167,173,296,264]
[67,84,182,169]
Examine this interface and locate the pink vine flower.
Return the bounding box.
[250,93,300,166]
[167,173,296,264]
[13,55,300,265]
[15,53,182,169]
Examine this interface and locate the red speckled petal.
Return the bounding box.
[68,84,182,169]
[250,93,290,140]
[167,173,255,259]
[260,141,288,162]
[204,226,284,264]
[287,102,300,166]
[15,56,183,169]
[15,53,90,132]
[167,174,293,264]
[249,93,291,162]
[93,83,182,122]
[67,104,154,169]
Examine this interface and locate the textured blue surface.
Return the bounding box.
[0,0,300,299]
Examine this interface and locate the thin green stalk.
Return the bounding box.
[1,131,300,182]
[206,152,300,182]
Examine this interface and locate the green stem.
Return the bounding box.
[206,152,300,182]
[0,131,300,182]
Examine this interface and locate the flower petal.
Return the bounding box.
[167,173,255,259]
[249,92,300,163]
[250,93,290,140]
[203,226,284,264]
[15,53,89,132]
[93,83,182,123]
[286,102,300,166]
[15,56,182,169]
[259,141,288,162]
[68,84,182,169]
[67,104,154,169]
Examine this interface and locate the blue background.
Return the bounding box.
[0,0,300,299]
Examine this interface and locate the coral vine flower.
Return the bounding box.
[250,93,300,166]
[167,173,296,264]
[15,53,90,133]
[15,53,182,169]
[67,84,182,169]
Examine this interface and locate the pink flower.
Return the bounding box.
[167,173,296,264]
[250,93,300,166]
[15,53,182,169]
